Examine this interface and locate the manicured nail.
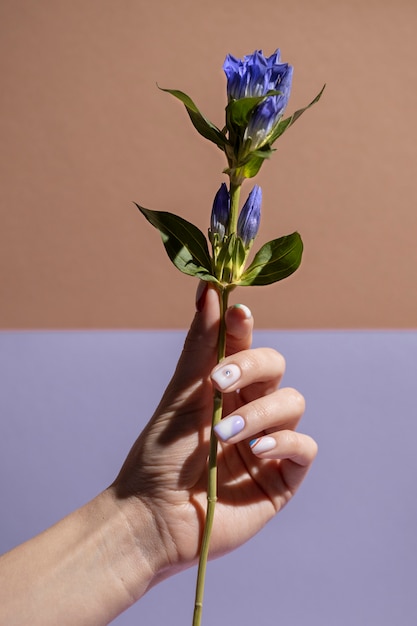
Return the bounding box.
[233,304,252,319]
[250,436,276,455]
[195,281,208,312]
[214,415,245,441]
[211,363,241,390]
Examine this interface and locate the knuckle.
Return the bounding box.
[242,347,286,376]
[282,387,306,415]
[266,347,286,375]
[308,436,319,459]
[253,399,271,423]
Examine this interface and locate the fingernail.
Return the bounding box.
[214,415,245,441]
[233,304,252,319]
[250,436,276,454]
[211,363,241,390]
[195,281,209,312]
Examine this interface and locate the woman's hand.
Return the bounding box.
[0,283,317,626]
[112,284,318,585]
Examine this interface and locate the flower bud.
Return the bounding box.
[210,183,230,242]
[223,50,293,151]
[245,65,293,150]
[237,185,262,247]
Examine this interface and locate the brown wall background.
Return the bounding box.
[1,0,416,329]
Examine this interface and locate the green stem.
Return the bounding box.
[192,286,229,626]
[228,181,241,236]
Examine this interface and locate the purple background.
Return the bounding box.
[1,330,416,624]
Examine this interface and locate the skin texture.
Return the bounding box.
[0,284,317,625]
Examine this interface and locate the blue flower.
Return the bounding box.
[224,50,289,100]
[237,185,262,247]
[210,183,230,241]
[223,50,293,150]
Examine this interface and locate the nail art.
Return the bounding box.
[214,415,245,441]
[233,304,252,319]
[211,363,241,390]
[250,436,276,454]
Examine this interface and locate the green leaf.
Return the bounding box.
[237,232,303,286]
[159,87,228,150]
[268,84,326,146]
[226,91,283,129]
[226,95,265,129]
[136,204,218,283]
[233,235,247,271]
[225,149,272,181]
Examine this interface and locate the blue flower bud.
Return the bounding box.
[223,50,293,150]
[246,66,292,149]
[210,183,230,242]
[237,185,262,247]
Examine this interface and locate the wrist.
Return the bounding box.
[108,486,177,591]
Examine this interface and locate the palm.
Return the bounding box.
[123,375,289,565]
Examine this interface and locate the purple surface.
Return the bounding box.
[1,330,416,625]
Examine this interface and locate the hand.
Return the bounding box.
[0,283,318,625]
[112,284,318,582]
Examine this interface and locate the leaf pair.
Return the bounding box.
[160,84,326,180]
[136,205,303,287]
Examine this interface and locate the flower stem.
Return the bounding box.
[228,182,241,236]
[192,286,229,626]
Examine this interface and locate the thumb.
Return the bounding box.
[178,282,221,378]
[174,282,254,386]
[154,283,220,412]
[157,282,253,421]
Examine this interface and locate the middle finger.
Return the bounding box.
[213,386,305,444]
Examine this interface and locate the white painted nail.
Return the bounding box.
[214,415,245,441]
[233,304,252,319]
[250,436,276,454]
[211,363,241,390]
